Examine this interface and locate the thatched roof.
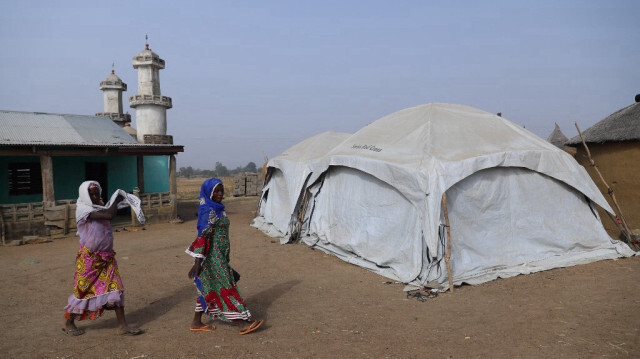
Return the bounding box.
[566,99,640,145]
[546,123,568,148]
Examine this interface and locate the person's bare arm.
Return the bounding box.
[88,195,123,220]
[188,258,202,279]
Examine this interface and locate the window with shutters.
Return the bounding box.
[8,163,42,195]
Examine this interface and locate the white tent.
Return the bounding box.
[297,103,635,289]
[251,131,351,243]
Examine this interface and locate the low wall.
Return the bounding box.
[0,192,178,243]
[137,192,177,224]
[233,173,262,196]
[1,202,46,241]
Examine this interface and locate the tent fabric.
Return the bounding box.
[251,131,351,242]
[434,167,626,285]
[297,103,634,289]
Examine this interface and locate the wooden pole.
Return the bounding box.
[40,155,55,206]
[441,193,454,292]
[293,188,311,242]
[137,155,145,193]
[169,155,177,196]
[131,187,140,226]
[574,122,636,250]
[0,207,5,246]
[169,155,178,220]
[261,155,269,186]
[63,203,69,235]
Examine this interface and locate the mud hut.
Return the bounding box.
[566,95,640,238]
[547,123,569,148]
[547,123,576,156]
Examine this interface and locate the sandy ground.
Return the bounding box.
[1,197,639,359]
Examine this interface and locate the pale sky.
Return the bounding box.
[1,0,638,169]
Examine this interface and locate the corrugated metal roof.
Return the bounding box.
[0,110,139,145]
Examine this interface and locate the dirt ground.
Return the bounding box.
[0,196,638,359]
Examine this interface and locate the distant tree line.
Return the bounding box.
[178,161,258,178]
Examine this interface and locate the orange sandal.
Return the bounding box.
[239,319,263,335]
[190,324,215,332]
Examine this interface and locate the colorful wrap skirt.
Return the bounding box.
[187,216,252,322]
[64,246,125,320]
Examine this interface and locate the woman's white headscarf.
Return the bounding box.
[75,180,105,224]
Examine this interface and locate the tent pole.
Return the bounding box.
[574,122,637,251]
[441,193,454,292]
[292,188,311,243]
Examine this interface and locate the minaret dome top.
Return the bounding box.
[99,70,127,91]
[132,42,165,69]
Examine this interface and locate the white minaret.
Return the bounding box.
[129,37,173,144]
[96,68,131,127]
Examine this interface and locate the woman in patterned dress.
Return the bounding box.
[186,178,263,334]
[62,181,142,336]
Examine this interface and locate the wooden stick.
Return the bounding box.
[441,193,454,292]
[0,207,5,246]
[63,203,69,235]
[292,189,310,242]
[574,122,636,249]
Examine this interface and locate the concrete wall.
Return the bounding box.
[143,155,170,193]
[135,105,167,142]
[1,202,44,240]
[573,141,640,238]
[103,89,123,113]
[137,66,161,95]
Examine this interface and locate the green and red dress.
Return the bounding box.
[186,215,252,321]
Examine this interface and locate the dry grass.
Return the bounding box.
[177,176,235,200]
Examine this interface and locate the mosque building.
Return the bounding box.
[0,40,183,242]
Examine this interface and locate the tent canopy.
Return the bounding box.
[252,131,350,241]
[296,103,633,288]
